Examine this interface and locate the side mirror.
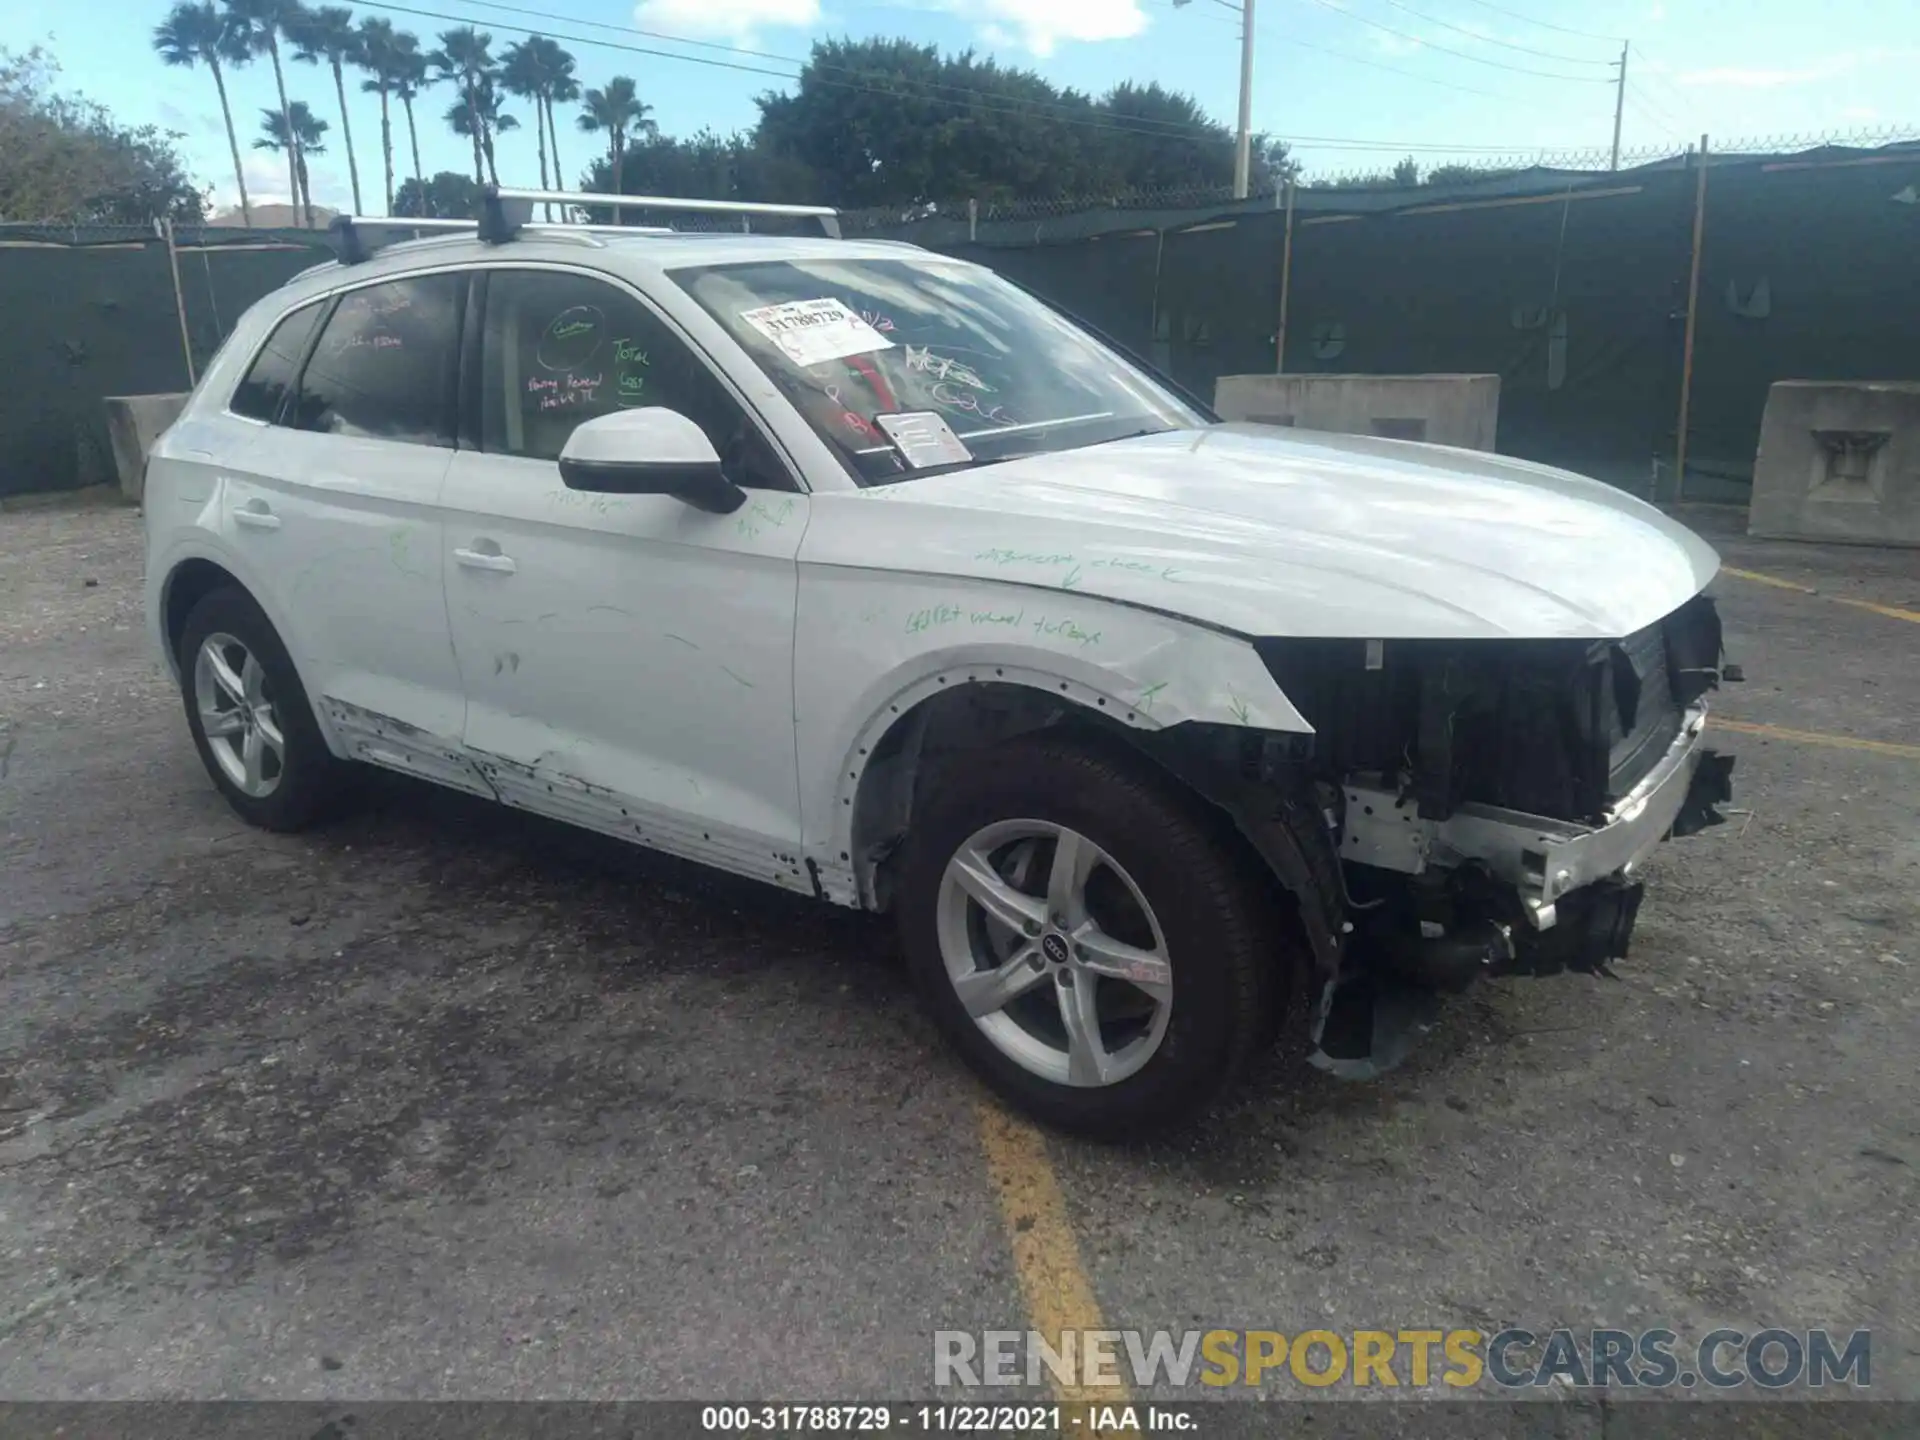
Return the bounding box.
[557,409,745,514]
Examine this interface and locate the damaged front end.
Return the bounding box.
[1255,593,1740,1079]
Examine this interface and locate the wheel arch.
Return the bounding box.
[162,556,245,669]
[153,540,311,704]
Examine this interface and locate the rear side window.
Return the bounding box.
[291,275,462,445]
[231,301,325,422]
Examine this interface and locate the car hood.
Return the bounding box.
[804,424,1720,640]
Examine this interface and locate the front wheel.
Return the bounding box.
[896,734,1283,1138]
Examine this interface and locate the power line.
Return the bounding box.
[1623,79,1685,139]
[1364,0,1614,64]
[354,0,1621,161]
[1266,30,1524,100]
[1288,0,1616,80]
[1629,43,1707,127]
[435,0,1272,142]
[1444,0,1624,42]
[1142,0,1529,99]
[354,0,1251,147]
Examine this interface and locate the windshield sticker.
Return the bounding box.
[740,298,893,367]
[876,411,973,469]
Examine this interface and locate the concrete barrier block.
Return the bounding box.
[1213,373,1501,452]
[1748,382,1920,546]
[102,394,189,504]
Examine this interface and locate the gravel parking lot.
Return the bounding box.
[1,493,1916,1407]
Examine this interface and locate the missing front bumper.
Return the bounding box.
[1339,705,1731,931]
[1309,707,1734,1081]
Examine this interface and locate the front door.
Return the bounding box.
[442,266,812,889]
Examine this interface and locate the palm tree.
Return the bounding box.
[499,40,549,196]
[356,17,400,212]
[577,77,654,197]
[223,0,306,222]
[447,76,516,189]
[254,100,328,226]
[429,25,495,186]
[390,33,428,195]
[500,37,577,213]
[290,5,362,214]
[153,1,252,226]
[545,53,579,193]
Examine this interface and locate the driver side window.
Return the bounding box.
[478,269,794,490]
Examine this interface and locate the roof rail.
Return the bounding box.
[481,187,842,241]
[326,189,842,265]
[327,215,475,264]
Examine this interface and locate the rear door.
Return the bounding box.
[440,265,811,886]
[222,271,478,789]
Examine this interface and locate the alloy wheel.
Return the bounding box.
[935,819,1174,1087]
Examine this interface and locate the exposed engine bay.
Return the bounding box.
[1252,593,1741,1077]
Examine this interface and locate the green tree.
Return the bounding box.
[499,37,578,209]
[289,4,362,213]
[581,128,817,208]
[153,1,251,226]
[576,76,653,197]
[430,25,495,185]
[750,39,1247,206]
[539,41,578,193]
[0,47,206,222]
[223,0,305,222]
[447,75,515,188]
[499,41,545,193]
[356,17,401,212]
[390,32,428,193]
[254,98,326,225]
[392,167,477,218]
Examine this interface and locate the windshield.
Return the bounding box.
[671,257,1203,484]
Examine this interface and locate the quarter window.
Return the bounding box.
[231,301,325,422]
[478,269,793,490]
[291,275,461,445]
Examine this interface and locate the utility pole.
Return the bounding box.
[1234,0,1257,198]
[1610,41,1628,171]
[1176,0,1257,199]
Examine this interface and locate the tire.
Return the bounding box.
[177,586,351,832]
[896,732,1282,1138]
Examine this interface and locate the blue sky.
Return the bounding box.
[6,0,1916,211]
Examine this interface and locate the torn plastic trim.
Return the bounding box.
[1338,704,1723,930]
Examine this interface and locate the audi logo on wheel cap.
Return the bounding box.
[1041,933,1071,965]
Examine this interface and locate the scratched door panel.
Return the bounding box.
[444,267,811,869]
[443,450,810,864]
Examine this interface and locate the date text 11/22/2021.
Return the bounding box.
[700,1406,1200,1433]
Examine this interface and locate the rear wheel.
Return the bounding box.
[897,734,1282,1137]
[178,588,350,831]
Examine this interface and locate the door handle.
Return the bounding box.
[454,545,517,574]
[232,502,281,531]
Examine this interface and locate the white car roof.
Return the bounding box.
[278,230,944,304]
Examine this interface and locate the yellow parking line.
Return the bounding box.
[1834,596,1920,625]
[1722,566,1920,624]
[1722,565,1815,594]
[1712,716,1920,760]
[976,1103,1131,1413]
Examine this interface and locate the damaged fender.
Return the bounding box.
[793,562,1311,906]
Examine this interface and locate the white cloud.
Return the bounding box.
[638,0,1146,54]
[632,0,820,41]
[949,0,1147,56]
